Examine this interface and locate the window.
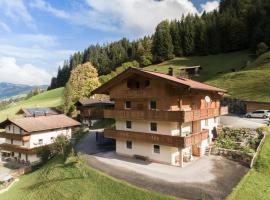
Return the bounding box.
[18,153,21,159]
[8,126,10,131]
[136,81,140,89]
[125,101,131,109]
[205,119,209,126]
[214,117,218,123]
[145,80,150,87]
[150,122,157,132]
[20,129,23,134]
[51,137,54,142]
[38,139,43,145]
[153,145,160,154]
[11,139,13,144]
[126,121,132,129]
[126,141,132,149]
[149,101,157,110]
[22,141,24,146]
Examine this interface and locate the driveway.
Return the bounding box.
[221,114,268,128]
[75,130,115,155]
[82,152,248,200]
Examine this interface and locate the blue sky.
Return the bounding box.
[0,0,219,85]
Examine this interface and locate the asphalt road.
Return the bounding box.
[220,115,269,128]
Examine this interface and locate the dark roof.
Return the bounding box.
[75,99,114,107]
[0,114,81,133]
[92,67,227,94]
[242,100,270,104]
[16,107,61,117]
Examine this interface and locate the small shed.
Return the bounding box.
[179,66,202,76]
[243,100,270,113]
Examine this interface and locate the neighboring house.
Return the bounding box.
[0,114,80,164]
[75,99,114,126]
[179,66,202,76]
[92,67,228,167]
[243,100,270,113]
[16,107,61,117]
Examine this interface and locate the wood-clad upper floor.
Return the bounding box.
[104,128,209,148]
[0,143,38,154]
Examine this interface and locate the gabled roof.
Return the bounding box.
[75,99,114,107]
[0,114,81,133]
[92,67,227,94]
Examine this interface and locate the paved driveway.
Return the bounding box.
[75,130,115,155]
[221,115,268,128]
[82,152,248,200]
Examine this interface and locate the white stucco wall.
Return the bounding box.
[201,117,219,142]
[116,140,180,165]
[29,128,71,148]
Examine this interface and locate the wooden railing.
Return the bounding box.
[80,108,105,118]
[0,143,37,154]
[103,106,228,122]
[0,132,30,141]
[104,128,209,148]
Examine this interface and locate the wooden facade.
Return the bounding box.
[0,143,38,154]
[244,100,270,113]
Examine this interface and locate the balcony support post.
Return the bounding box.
[179,148,183,168]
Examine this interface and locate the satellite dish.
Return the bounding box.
[205,96,211,103]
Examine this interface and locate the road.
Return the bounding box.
[220,115,268,128]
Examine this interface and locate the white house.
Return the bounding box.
[0,114,80,164]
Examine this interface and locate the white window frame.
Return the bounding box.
[153,144,160,154]
[126,141,132,149]
[125,101,131,109]
[150,122,157,132]
[126,121,132,129]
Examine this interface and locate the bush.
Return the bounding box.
[256,42,269,56]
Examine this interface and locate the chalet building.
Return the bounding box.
[0,114,80,164]
[92,67,228,167]
[75,99,114,126]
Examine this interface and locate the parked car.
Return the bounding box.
[245,110,270,118]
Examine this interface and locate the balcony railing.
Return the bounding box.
[104,106,228,122]
[0,143,37,154]
[79,108,105,118]
[104,128,209,148]
[0,132,30,141]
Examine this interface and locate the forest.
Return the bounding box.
[49,0,270,90]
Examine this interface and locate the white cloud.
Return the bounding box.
[0,0,34,27]
[31,0,199,36]
[0,21,11,32]
[0,57,51,85]
[201,1,219,13]
[18,34,58,47]
[30,0,69,19]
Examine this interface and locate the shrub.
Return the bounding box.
[256,42,269,56]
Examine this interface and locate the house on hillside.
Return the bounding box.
[179,66,202,76]
[0,114,80,164]
[16,107,61,117]
[75,99,114,126]
[92,67,228,167]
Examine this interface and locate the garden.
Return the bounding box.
[211,127,266,167]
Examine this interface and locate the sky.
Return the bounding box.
[0,0,219,86]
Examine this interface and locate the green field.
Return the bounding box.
[146,51,270,101]
[228,132,270,200]
[0,155,176,200]
[0,87,64,122]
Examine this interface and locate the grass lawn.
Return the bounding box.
[0,155,177,200]
[145,51,250,82]
[228,133,270,200]
[0,87,64,122]
[146,51,270,101]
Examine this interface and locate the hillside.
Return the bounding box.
[0,87,64,122]
[0,83,47,100]
[0,155,175,200]
[146,51,270,101]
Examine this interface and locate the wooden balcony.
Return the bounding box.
[104,128,209,148]
[79,108,105,118]
[0,143,37,154]
[0,132,30,141]
[104,109,184,122]
[104,106,228,122]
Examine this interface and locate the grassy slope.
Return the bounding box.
[0,87,64,122]
[228,133,270,200]
[0,156,176,200]
[146,51,270,101]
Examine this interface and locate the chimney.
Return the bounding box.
[167,67,174,76]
